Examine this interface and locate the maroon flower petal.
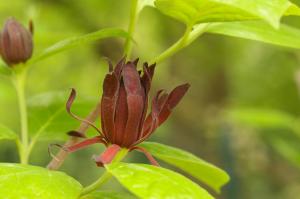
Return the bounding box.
[114,82,128,145]
[141,63,151,94]
[137,63,156,139]
[122,62,145,147]
[122,95,144,147]
[101,74,119,141]
[141,90,166,137]
[140,63,156,93]
[93,144,121,167]
[158,83,190,125]
[134,90,165,145]
[138,66,151,138]
[132,58,139,66]
[66,136,106,153]
[114,57,126,78]
[135,84,190,145]
[147,63,156,79]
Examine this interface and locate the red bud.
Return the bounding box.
[0,18,33,66]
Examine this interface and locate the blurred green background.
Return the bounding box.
[1,0,300,198]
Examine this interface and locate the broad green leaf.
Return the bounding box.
[154,0,298,28]
[285,3,300,15]
[139,142,229,192]
[80,191,136,199]
[106,163,214,199]
[0,163,82,199]
[28,91,97,141]
[29,28,129,64]
[226,108,298,131]
[206,21,300,49]
[0,124,17,140]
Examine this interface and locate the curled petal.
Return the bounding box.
[130,146,160,166]
[66,88,104,136]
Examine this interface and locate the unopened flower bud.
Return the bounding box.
[0,18,33,66]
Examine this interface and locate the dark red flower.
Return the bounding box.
[0,18,33,66]
[65,58,190,166]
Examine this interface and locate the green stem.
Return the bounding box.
[15,139,24,163]
[151,24,209,64]
[124,0,139,59]
[81,171,112,196]
[80,148,128,196]
[13,68,29,164]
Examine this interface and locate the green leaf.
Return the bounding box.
[28,91,97,141]
[139,142,229,192]
[80,191,136,199]
[107,163,214,199]
[206,21,300,49]
[154,0,298,28]
[0,124,17,140]
[285,3,300,15]
[0,163,82,199]
[29,28,129,64]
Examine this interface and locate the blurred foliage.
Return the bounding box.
[0,0,300,199]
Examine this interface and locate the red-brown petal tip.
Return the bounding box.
[102,74,118,97]
[168,83,190,109]
[29,20,34,35]
[123,62,143,95]
[67,130,87,138]
[66,88,76,114]
[132,58,139,66]
[114,57,126,77]
[102,57,113,72]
